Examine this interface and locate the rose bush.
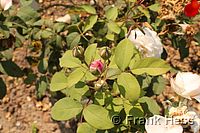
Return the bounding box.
[0,0,200,132]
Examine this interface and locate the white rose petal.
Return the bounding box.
[170,72,200,102]
[179,24,189,32]
[145,115,183,133]
[191,118,200,133]
[0,0,12,10]
[128,27,163,58]
[184,111,200,133]
[56,14,71,24]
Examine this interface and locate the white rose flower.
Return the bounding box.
[128,27,163,58]
[145,115,183,133]
[0,0,12,10]
[56,14,71,24]
[168,106,200,133]
[170,72,200,102]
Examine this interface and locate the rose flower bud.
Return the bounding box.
[72,46,84,59]
[184,0,200,17]
[170,72,200,102]
[0,0,12,10]
[89,60,104,74]
[99,47,111,60]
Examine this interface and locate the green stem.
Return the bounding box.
[76,24,89,42]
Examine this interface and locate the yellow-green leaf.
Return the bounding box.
[117,73,140,102]
[51,97,83,120]
[131,58,171,76]
[83,104,114,130]
[115,39,134,71]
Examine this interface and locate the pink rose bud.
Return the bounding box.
[89,60,104,74]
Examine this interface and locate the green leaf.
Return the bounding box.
[41,29,53,39]
[113,97,123,105]
[117,73,140,102]
[148,3,161,12]
[106,32,115,41]
[124,101,143,117]
[51,97,83,120]
[17,6,39,22]
[83,104,114,130]
[129,54,141,69]
[115,39,134,71]
[194,32,200,45]
[60,50,82,68]
[107,21,121,34]
[9,16,27,29]
[0,60,24,77]
[111,82,120,96]
[106,103,123,113]
[84,44,97,65]
[67,68,85,88]
[83,15,98,33]
[138,97,160,115]
[106,68,121,79]
[36,76,48,99]
[24,73,37,84]
[105,7,118,21]
[53,23,65,33]
[152,76,166,95]
[131,58,171,76]
[109,55,118,68]
[20,0,33,6]
[82,68,97,81]
[81,5,96,14]
[77,123,97,133]
[66,32,81,49]
[0,78,6,99]
[56,35,62,47]
[66,82,89,101]
[50,71,68,91]
[94,92,106,105]
[38,58,48,74]
[138,6,150,18]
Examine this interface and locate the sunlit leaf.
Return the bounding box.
[115,39,134,71]
[77,122,97,133]
[131,58,171,76]
[50,71,68,91]
[84,43,97,65]
[51,97,83,120]
[83,104,114,130]
[60,50,82,68]
[117,73,141,102]
[105,6,118,21]
[81,5,96,14]
[83,15,98,33]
